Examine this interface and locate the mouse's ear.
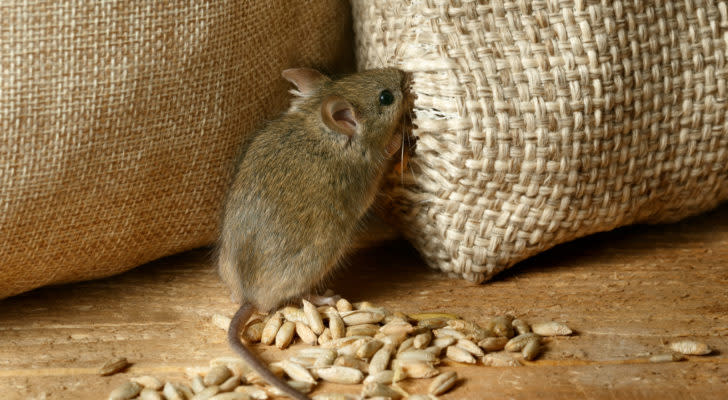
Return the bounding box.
[321,95,358,137]
[282,68,329,96]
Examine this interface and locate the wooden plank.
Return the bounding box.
[1,204,727,399]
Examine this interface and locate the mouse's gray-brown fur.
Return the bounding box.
[218,68,409,399]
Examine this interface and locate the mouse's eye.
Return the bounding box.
[379,89,394,106]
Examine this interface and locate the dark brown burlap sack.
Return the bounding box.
[0,1,354,299]
[352,0,728,282]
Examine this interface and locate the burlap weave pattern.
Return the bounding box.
[353,0,728,282]
[0,1,354,299]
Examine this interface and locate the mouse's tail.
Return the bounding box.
[228,303,311,400]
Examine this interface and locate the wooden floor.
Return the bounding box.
[1,205,728,400]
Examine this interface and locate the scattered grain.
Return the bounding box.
[482,352,522,367]
[670,340,711,355]
[356,339,384,359]
[433,336,456,348]
[191,386,220,400]
[235,385,269,399]
[204,365,233,386]
[478,337,508,352]
[505,333,540,352]
[328,311,346,339]
[303,299,325,335]
[162,382,184,400]
[99,357,130,376]
[456,339,485,356]
[433,328,465,340]
[208,393,249,400]
[191,375,206,393]
[397,360,439,378]
[413,332,433,349]
[429,370,458,395]
[336,298,354,312]
[380,320,414,336]
[131,376,163,391]
[318,328,332,345]
[363,370,394,385]
[368,345,394,374]
[243,321,264,343]
[346,323,380,337]
[531,321,572,336]
[260,314,283,345]
[334,355,369,373]
[281,306,308,324]
[417,318,449,329]
[491,316,515,338]
[397,349,438,363]
[139,388,163,400]
[397,337,415,353]
[219,375,241,392]
[108,381,141,400]
[445,346,476,364]
[296,321,319,345]
[342,311,385,325]
[275,321,296,349]
[512,319,531,335]
[649,353,687,363]
[210,357,251,377]
[280,360,316,384]
[521,338,540,361]
[283,380,315,394]
[315,366,364,384]
[312,394,359,400]
[361,382,403,399]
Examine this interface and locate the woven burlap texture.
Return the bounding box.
[0,1,354,299]
[353,0,728,282]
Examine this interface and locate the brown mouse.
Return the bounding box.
[218,67,409,399]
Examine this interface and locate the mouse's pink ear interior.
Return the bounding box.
[282,68,329,95]
[321,95,358,137]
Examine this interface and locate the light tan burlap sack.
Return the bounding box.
[0,1,354,299]
[353,0,728,282]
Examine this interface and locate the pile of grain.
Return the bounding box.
[107,294,711,399]
[108,294,574,399]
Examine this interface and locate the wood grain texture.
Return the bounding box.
[1,204,727,399]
